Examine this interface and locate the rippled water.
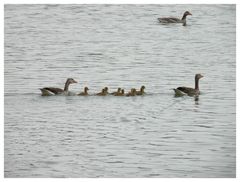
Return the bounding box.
[4,4,236,177]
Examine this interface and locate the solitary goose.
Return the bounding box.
[111,88,121,95]
[126,88,137,97]
[40,78,77,96]
[114,89,125,96]
[136,85,145,95]
[78,87,89,96]
[174,74,203,96]
[96,88,107,96]
[158,11,192,26]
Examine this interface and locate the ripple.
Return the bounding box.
[4,4,236,178]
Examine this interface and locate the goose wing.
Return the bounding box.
[42,87,64,95]
[78,92,87,96]
[177,87,194,93]
[40,88,54,96]
[177,87,198,96]
[173,88,186,97]
[158,17,180,23]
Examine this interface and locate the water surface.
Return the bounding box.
[4,4,236,177]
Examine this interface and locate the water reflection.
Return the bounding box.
[194,96,199,105]
[4,4,236,178]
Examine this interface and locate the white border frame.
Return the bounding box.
[1,0,239,181]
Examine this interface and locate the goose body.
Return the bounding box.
[114,89,125,96]
[78,87,89,96]
[126,88,136,97]
[136,86,145,95]
[104,87,109,94]
[111,88,121,95]
[40,78,77,96]
[96,88,108,96]
[174,74,203,96]
[158,11,192,26]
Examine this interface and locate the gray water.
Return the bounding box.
[4,4,236,178]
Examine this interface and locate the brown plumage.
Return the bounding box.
[96,88,107,96]
[104,87,109,94]
[158,11,192,26]
[126,88,137,97]
[136,86,145,95]
[111,88,121,95]
[114,89,125,96]
[40,78,77,96]
[78,87,89,96]
[174,74,203,96]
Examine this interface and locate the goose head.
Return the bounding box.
[104,87,109,93]
[64,78,77,91]
[84,87,89,92]
[67,78,78,84]
[140,85,145,92]
[184,11,192,16]
[195,74,204,80]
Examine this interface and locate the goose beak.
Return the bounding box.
[73,80,77,83]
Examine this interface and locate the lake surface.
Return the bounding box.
[4,4,236,177]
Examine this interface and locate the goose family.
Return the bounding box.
[39,11,196,97]
[158,11,192,26]
[40,74,204,97]
[40,79,146,97]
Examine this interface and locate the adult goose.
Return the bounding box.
[40,78,77,96]
[78,87,89,96]
[136,86,145,95]
[174,74,203,96]
[158,11,192,26]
